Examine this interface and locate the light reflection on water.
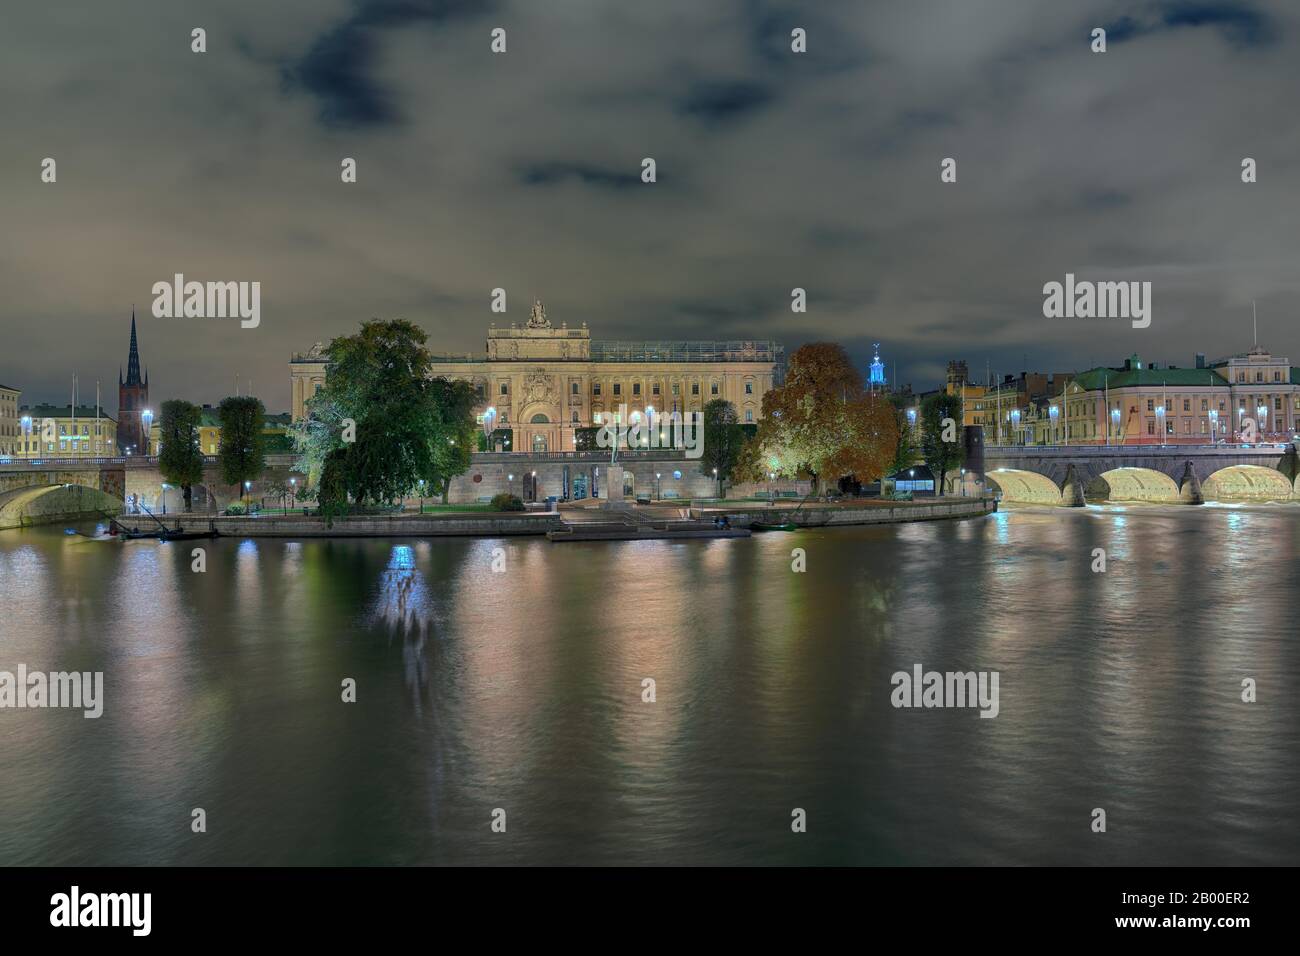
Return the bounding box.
[1,504,1298,866]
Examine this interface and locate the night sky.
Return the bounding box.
[3,0,1297,414]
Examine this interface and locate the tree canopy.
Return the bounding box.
[217,396,266,492]
[292,318,477,508]
[157,399,204,512]
[920,391,966,495]
[736,343,897,493]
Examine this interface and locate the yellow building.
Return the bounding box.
[16,404,118,458]
[290,302,784,452]
[0,384,19,457]
[150,406,294,457]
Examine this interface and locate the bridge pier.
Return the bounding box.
[1062,464,1086,507]
[1179,461,1204,505]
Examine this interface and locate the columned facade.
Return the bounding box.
[290,302,784,450]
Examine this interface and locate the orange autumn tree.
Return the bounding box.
[736,343,898,495]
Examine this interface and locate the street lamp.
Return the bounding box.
[482,406,498,450]
[20,415,31,457]
[1049,405,1059,444]
[713,466,719,498]
[960,467,966,496]
[1010,408,1021,445]
[1208,408,1218,443]
[1257,404,1268,440]
[418,478,425,514]
[1110,407,1120,445]
[161,482,169,515]
[1155,405,1165,445]
[289,477,297,509]
[141,409,153,455]
[656,471,661,500]
[768,470,775,503]
[243,479,251,512]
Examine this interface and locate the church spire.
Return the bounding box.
[125,309,143,386]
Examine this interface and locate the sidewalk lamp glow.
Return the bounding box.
[906,408,917,427]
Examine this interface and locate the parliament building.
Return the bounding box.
[290,302,784,453]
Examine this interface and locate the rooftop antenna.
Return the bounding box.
[1252,300,1258,348]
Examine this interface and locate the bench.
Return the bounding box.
[476,495,493,504]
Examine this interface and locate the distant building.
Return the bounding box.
[289,301,784,454]
[1000,348,1300,445]
[150,406,294,456]
[117,311,150,455]
[868,344,887,390]
[0,383,19,457]
[17,404,117,458]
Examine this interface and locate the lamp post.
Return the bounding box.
[418,478,425,514]
[1049,405,1059,445]
[713,466,719,498]
[243,479,251,512]
[1110,407,1121,445]
[1208,408,1218,444]
[768,470,775,504]
[1010,408,1021,445]
[20,415,31,458]
[141,408,153,455]
[289,477,296,509]
[161,483,168,515]
[1155,405,1165,446]
[482,406,497,450]
[960,467,966,496]
[655,471,661,501]
[1257,404,1268,441]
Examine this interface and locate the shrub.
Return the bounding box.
[224,503,247,515]
[491,493,525,512]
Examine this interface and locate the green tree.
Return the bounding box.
[157,399,204,512]
[920,392,965,495]
[888,393,919,475]
[292,319,476,508]
[218,395,267,506]
[424,377,478,504]
[699,399,746,495]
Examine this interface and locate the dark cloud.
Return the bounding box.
[2,0,1298,411]
[288,0,496,128]
[676,80,774,123]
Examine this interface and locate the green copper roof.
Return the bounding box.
[1071,367,1230,390]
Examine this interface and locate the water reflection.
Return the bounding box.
[1,505,1298,866]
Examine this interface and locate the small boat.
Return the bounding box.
[751,521,798,532]
[160,529,218,542]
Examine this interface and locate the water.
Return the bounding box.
[1,505,1297,866]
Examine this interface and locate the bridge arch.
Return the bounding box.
[985,468,1064,504]
[1202,465,1295,502]
[0,484,124,530]
[1085,467,1182,503]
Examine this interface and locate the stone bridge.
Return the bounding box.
[980,444,1300,505]
[0,454,302,527]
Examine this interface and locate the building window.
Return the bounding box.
[1146,399,1153,412]
[745,382,753,395]
[593,383,601,396]
[571,381,579,395]
[1183,399,1190,411]
[652,383,660,396]
[692,383,700,396]
[500,382,508,395]
[613,383,621,396]
[745,409,753,422]
[1201,399,1208,411]
[633,383,641,397]
[571,411,579,423]
[711,383,719,396]
[672,383,680,396]
[1274,371,1282,382]
[1147,420,1154,435]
